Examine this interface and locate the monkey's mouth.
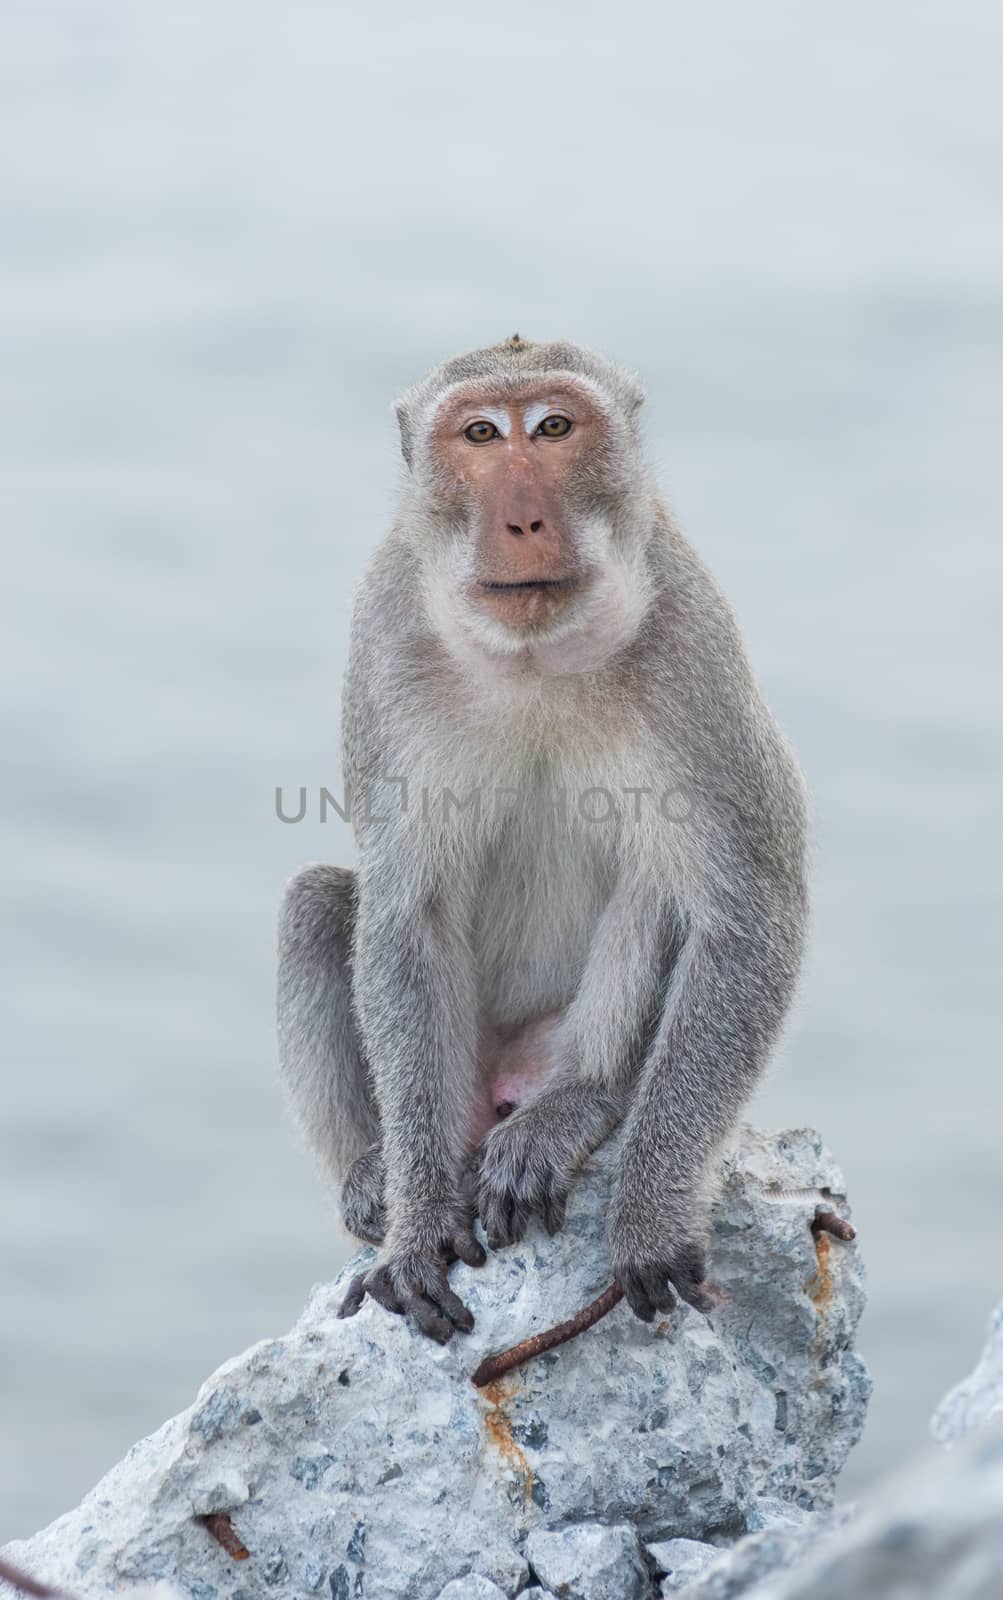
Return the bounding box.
[478,577,578,593]
[472,573,585,634]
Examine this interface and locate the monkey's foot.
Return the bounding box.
[340,1143,387,1244]
[474,1082,623,1249]
[612,1242,720,1323]
[338,1223,486,1344]
[473,1116,575,1248]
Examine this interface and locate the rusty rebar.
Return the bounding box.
[471,1281,625,1387]
[812,1208,856,1241]
[198,1513,250,1561]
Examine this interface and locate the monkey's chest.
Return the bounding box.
[471,809,619,1023]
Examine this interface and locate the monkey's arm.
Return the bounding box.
[608,796,807,1321]
[339,848,486,1342]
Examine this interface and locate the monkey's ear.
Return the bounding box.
[624,376,646,419]
[394,401,414,469]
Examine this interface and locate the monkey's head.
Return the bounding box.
[394,339,656,672]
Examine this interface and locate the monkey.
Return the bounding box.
[277,335,808,1345]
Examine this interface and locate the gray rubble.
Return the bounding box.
[2,1127,868,1600]
[436,1581,510,1600]
[525,1524,647,1600]
[645,1537,719,1591]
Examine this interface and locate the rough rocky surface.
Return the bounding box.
[702,1297,1003,1600]
[931,1298,1003,1445]
[2,1126,868,1600]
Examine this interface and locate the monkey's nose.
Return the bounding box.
[505,518,544,537]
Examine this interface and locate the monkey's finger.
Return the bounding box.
[337,1274,369,1319]
[646,1273,678,1312]
[404,1293,455,1345]
[542,1184,568,1236]
[451,1229,487,1270]
[428,1274,476,1333]
[670,1275,717,1315]
[623,1269,676,1323]
[357,1223,386,1246]
[645,1273,678,1315]
[504,1196,531,1246]
[365,1270,406,1317]
[667,1246,712,1313]
[480,1192,516,1251]
[351,1211,387,1246]
[486,1200,529,1249]
[622,1276,656,1322]
[679,1282,721,1315]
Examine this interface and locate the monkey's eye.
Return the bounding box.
[536,414,572,438]
[464,420,500,444]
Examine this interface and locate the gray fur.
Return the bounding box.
[277,336,808,1334]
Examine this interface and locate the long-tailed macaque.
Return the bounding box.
[277,336,807,1343]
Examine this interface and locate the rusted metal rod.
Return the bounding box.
[811,1209,856,1242]
[198,1513,250,1561]
[471,1281,625,1387]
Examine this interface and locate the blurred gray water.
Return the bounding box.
[2,0,1002,1538]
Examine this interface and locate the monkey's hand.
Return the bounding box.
[607,1191,717,1323]
[337,1208,486,1344]
[340,1142,387,1244]
[474,1083,622,1249]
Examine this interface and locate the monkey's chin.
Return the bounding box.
[474,577,585,635]
[452,581,632,679]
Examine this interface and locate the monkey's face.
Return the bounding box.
[416,377,644,667]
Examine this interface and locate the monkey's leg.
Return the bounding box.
[337,866,486,1343]
[277,864,385,1241]
[608,897,804,1324]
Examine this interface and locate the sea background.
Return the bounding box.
[2,0,1001,1536]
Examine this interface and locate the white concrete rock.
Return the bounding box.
[709,1294,1003,1600]
[436,1579,509,1600]
[2,1127,868,1600]
[645,1536,718,1590]
[525,1523,647,1600]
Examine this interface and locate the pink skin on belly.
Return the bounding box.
[467,1011,564,1147]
